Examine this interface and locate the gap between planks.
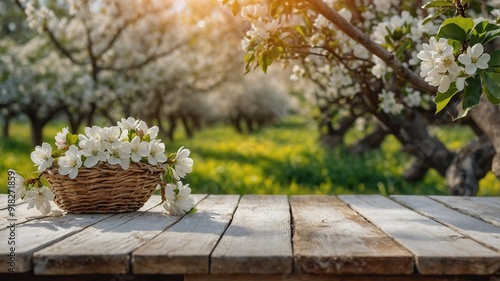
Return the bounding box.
[32,195,207,275]
[339,195,500,275]
[132,194,241,274]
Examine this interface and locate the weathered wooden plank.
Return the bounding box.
[0,273,183,281]
[0,211,115,273]
[185,274,492,281]
[6,196,167,273]
[291,195,413,275]
[1,201,59,229]
[210,195,292,274]
[132,195,240,274]
[0,194,27,210]
[392,195,500,252]
[339,195,500,275]
[430,196,500,227]
[33,194,206,275]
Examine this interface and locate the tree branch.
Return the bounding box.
[306,0,437,94]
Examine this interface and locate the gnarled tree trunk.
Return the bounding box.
[446,135,494,195]
[469,99,500,179]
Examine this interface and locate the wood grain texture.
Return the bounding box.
[0,212,113,273]
[339,195,500,275]
[291,195,413,275]
[0,194,26,210]
[430,196,500,227]
[132,195,240,274]
[1,201,59,229]
[32,195,203,275]
[392,195,500,252]
[0,273,184,281]
[185,274,493,281]
[210,195,293,274]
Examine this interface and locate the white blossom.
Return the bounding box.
[80,139,109,168]
[25,186,54,215]
[379,90,404,115]
[30,142,54,172]
[106,142,131,170]
[55,127,69,150]
[417,37,460,93]
[171,146,194,180]
[137,120,159,139]
[403,90,422,108]
[117,117,139,131]
[11,171,27,201]
[147,140,167,165]
[58,145,82,179]
[130,136,149,162]
[99,126,121,143]
[162,181,195,215]
[458,43,490,75]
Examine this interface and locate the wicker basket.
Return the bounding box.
[44,162,165,214]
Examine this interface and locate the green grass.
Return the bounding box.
[1,116,499,195]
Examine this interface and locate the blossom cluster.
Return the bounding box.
[14,117,195,216]
[417,37,490,93]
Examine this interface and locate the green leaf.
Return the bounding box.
[422,10,446,25]
[422,0,454,8]
[295,25,307,38]
[455,101,470,119]
[484,87,500,104]
[437,17,474,41]
[483,29,500,45]
[395,39,412,60]
[434,85,458,113]
[462,77,482,110]
[244,62,252,75]
[259,53,272,73]
[185,207,197,215]
[473,20,499,34]
[489,50,500,68]
[471,21,500,45]
[65,133,78,146]
[243,53,255,64]
[481,70,500,99]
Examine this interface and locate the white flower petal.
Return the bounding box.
[470,43,484,58]
[438,75,451,93]
[458,54,471,65]
[477,54,490,69]
[465,63,477,75]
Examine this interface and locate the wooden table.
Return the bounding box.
[1,194,499,281]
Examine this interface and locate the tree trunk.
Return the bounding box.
[2,114,11,138]
[245,116,254,133]
[403,158,429,182]
[469,99,500,179]
[166,115,177,141]
[445,135,495,195]
[349,125,388,154]
[29,117,44,146]
[86,103,97,127]
[181,116,193,138]
[360,81,455,177]
[65,109,86,134]
[232,116,243,134]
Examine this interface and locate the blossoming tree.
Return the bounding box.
[5,0,261,145]
[10,0,201,135]
[220,0,500,194]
